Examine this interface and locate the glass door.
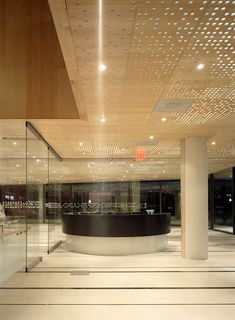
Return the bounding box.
[213,168,233,233]
[26,125,49,270]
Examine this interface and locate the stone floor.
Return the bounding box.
[0,227,235,319]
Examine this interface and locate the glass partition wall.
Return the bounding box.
[61,180,181,225]
[0,122,63,282]
[1,120,234,282]
[0,132,26,283]
[26,127,48,269]
[26,123,62,270]
[212,168,234,234]
[47,153,62,252]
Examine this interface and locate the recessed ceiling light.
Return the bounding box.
[53,170,56,174]
[161,117,167,122]
[100,116,106,123]
[149,135,154,139]
[79,142,83,146]
[36,159,40,163]
[98,64,106,71]
[13,142,17,145]
[16,164,20,168]
[163,170,166,173]
[196,63,205,70]
[211,141,216,145]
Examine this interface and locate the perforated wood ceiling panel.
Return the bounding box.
[47,0,235,180]
[0,123,234,185]
[1,0,235,183]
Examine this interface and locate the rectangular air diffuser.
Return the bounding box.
[154,99,192,113]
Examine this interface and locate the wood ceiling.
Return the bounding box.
[0,0,234,183]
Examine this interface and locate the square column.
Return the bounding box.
[181,137,208,259]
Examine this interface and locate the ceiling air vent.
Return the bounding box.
[154,99,192,113]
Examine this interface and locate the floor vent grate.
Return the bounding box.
[71,270,90,276]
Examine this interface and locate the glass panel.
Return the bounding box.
[26,127,48,269]
[48,153,62,251]
[60,178,180,222]
[70,181,131,214]
[0,127,26,283]
[213,168,233,233]
[160,181,181,225]
[140,181,160,213]
[61,184,72,213]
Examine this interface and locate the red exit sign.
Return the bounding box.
[136,149,146,160]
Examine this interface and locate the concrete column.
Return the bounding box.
[181,137,208,259]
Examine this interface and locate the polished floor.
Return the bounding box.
[0,228,235,319]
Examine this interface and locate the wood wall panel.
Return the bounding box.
[0,0,80,119]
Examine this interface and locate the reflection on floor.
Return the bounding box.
[214,225,233,234]
[0,227,235,319]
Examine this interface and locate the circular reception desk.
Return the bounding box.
[62,213,171,255]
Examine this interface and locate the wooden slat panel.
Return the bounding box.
[0,0,79,119]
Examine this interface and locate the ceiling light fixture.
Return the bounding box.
[196,63,205,70]
[161,117,167,122]
[13,142,17,145]
[100,116,106,123]
[98,63,106,71]
[79,142,83,146]
[149,135,154,139]
[211,141,216,145]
